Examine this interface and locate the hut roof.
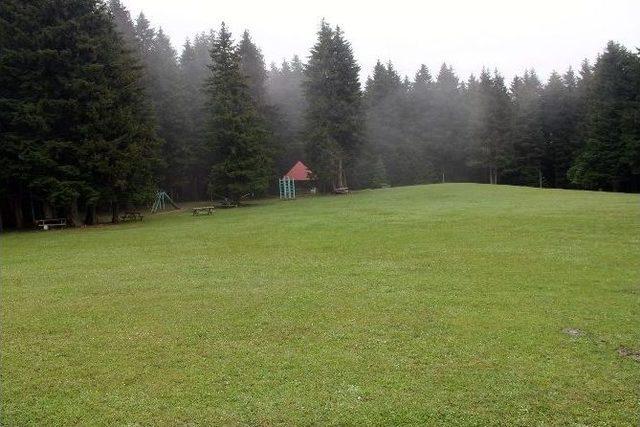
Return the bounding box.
[284,161,313,181]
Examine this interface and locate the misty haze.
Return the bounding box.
[1,0,638,424]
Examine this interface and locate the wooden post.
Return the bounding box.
[538,168,543,189]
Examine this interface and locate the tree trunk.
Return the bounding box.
[68,199,82,227]
[29,193,36,225]
[611,179,619,192]
[442,168,446,183]
[538,168,543,189]
[193,175,199,200]
[43,203,54,219]
[337,157,344,189]
[111,202,120,223]
[9,194,24,229]
[85,205,97,225]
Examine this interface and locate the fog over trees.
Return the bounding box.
[1,0,639,228]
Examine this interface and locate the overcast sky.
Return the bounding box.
[121,0,639,84]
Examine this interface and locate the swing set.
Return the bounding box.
[150,191,180,213]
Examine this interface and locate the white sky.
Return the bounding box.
[122,0,639,84]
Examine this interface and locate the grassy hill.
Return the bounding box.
[2,183,639,425]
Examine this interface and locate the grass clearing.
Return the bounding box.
[2,183,639,425]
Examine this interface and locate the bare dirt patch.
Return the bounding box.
[617,346,640,362]
[562,328,584,338]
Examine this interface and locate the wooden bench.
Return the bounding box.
[334,187,349,194]
[36,218,67,230]
[217,200,238,209]
[120,211,143,221]
[192,206,216,216]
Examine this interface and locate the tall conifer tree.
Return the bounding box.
[266,56,307,172]
[0,0,159,227]
[303,20,363,190]
[238,31,268,107]
[539,69,581,187]
[205,23,272,201]
[431,63,466,182]
[570,42,640,191]
[467,69,511,183]
[508,69,545,186]
[179,31,215,198]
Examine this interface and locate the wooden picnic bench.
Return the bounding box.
[334,186,349,194]
[36,218,67,230]
[217,200,238,209]
[120,211,143,221]
[192,206,216,216]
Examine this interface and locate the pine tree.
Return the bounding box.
[205,23,272,201]
[303,20,364,190]
[266,56,307,173]
[414,64,433,92]
[569,42,640,191]
[467,69,511,184]
[574,59,594,158]
[154,29,191,196]
[108,0,137,48]
[508,69,545,186]
[431,63,466,183]
[369,156,389,188]
[237,30,282,181]
[0,0,159,227]
[462,74,481,181]
[539,69,581,187]
[238,31,268,107]
[179,31,215,199]
[407,64,435,178]
[123,8,191,199]
[361,60,418,186]
[134,12,155,61]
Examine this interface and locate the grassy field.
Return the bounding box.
[1,183,639,425]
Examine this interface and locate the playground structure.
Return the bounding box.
[280,161,316,199]
[279,176,296,200]
[151,191,180,213]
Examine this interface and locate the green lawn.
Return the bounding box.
[2,184,639,425]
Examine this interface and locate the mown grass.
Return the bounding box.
[1,183,639,425]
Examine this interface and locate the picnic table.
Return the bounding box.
[216,199,240,209]
[334,187,349,194]
[217,200,238,208]
[120,211,143,221]
[36,218,67,230]
[192,206,216,216]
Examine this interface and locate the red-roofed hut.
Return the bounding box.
[284,161,313,181]
[282,161,316,194]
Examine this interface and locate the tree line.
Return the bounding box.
[1,0,638,229]
[357,53,639,191]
